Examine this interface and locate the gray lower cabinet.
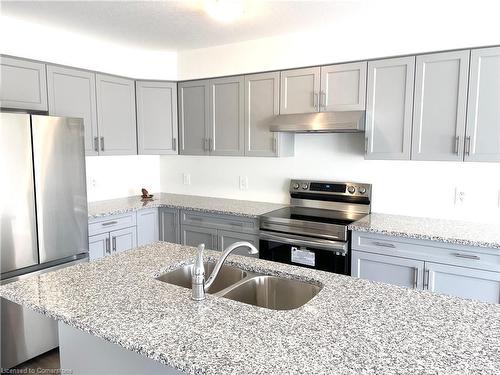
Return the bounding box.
[0,56,47,111]
[136,81,178,155]
[88,232,109,261]
[181,225,218,250]
[465,47,500,162]
[96,74,137,155]
[365,56,415,160]
[110,227,137,253]
[136,208,159,247]
[412,50,470,161]
[46,65,99,156]
[178,80,210,155]
[217,230,259,258]
[280,67,321,114]
[209,76,245,156]
[351,251,424,289]
[320,62,367,111]
[244,72,294,157]
[159,207,180,244]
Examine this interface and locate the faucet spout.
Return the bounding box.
[191,241,258,301]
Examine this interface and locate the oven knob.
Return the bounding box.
[302,183,308,190]
[347,185,356,194]
[358,187,367,194]
[293,183,300,189]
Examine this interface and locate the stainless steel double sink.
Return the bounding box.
[157,262,321,310]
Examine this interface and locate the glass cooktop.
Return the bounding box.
[261,206,365,226]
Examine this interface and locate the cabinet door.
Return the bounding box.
[465,47,500,162]
[217,230,259,258]
[159,207,180,244]
[351,251,424,289]
[96,74,137,155]
[320,62,367,111]
[208,76,244,156]
[412,50,470,161]
[280,67,321,114]
[365,57,415,160]
[425,262,500,304]
[178,80,209,155]
[88,233,110,260]
[244,72,280,157]
[110,227,137,254]
[47,66,99,156]
[181,225,217,250]
[136,208,159,247]
[0,57,47,111]
[136,81,178,155]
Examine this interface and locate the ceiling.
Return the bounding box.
[0,0,355,51]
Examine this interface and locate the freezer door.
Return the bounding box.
[31,115,89,263]
[0,113,39,273]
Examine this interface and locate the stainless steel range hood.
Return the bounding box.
[269,111,365,133]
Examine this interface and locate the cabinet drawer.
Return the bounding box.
[352,231,500,272]
[180,210,258,233]
[88,212,137,236]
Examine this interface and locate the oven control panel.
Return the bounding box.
[290,179,371,197]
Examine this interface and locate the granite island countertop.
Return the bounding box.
[349,213,500,249]
[88,193,287,219]
[1,242,499,374]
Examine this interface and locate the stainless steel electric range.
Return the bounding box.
[259,179,372,275]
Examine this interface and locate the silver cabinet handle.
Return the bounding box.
[454,136,460,154]
[209,138,214,152]
[465,136,471,156]
[453,252,480,260]
[100,136,105,151]
[364,137,369,154]
[373,241,395,248]
[94,137,99,152]
[105,237,111,255]
[413,267,418,289]
[203,138,208,151]
[320,90,326,109]
[313,92,319,111]
[172,137,177,151]
[272,137,278,153]
[112,237,116,252]
[424,269,430,290]
[101,221,118,227]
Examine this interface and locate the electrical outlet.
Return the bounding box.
[454,187,466,207]
[239,176,248,190]
[183,173,191,185]
[497,190,500,208]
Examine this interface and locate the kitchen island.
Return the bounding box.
[1,242,499,374]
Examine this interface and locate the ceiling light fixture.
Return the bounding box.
[204,0,245,23]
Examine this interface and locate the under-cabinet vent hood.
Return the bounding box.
[269,111,365,133]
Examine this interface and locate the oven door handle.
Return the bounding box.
[259,231,348,254]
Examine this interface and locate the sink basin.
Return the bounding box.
[157,262,247,294]
[221,275,321,310]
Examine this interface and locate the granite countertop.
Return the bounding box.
[87,193,287,219]
[1,242,499,374]
[349,213,500,249]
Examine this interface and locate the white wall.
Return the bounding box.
[0,15,177,79]
[178,1,500,79]
[160,134,500,223]
[85,155,160,202]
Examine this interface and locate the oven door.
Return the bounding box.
[259,231,350,275]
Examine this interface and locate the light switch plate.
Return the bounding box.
[239,176,248,190]
[454,187,466,207]
[183,173,191,185]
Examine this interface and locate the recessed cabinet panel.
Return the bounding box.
[96,74,137,155]
[136,208,159,247]
[209,76,244,156]
[181,225,217,250]
[88,233,109,260]
[217,230,259,258]
[159,208,180,244]
[280,67,321,114]
[321,62,367,111]
[47,66,98,156]
[110,227,137,253]
[178,80,209,155]
[136,81,178,155]
[0,57,47,111]
[365,57,415,160]
[412,50,470,161]
[465,47,500,162]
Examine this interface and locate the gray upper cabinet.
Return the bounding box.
[96,74,137,155]
[280,67,321,114]
[320,62,367,111]
[365,56,415,160]
[465,47,500,162]
[412,50,470,161]
[0,56,47,111]
[47,65,98,156]
[178,80,210,155]
[136,81,178,155]
[208,76,244,156]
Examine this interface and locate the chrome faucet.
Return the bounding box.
[191,242,258,301]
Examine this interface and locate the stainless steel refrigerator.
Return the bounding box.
[1,112,89,368]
